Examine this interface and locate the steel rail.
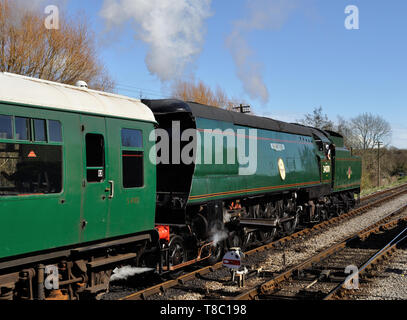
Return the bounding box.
[360,183,407,204]
[121,184,407,301]
[324,226,407,300]
[233,204,407,300]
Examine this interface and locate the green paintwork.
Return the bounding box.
[0,102,156,259]
[333,147,362,192]
[188,118,323,204]
[320,158,332,183]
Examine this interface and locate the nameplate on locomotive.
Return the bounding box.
[271,143,285,152]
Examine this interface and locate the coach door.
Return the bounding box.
[104,118,151,238]
[80,115,111,242]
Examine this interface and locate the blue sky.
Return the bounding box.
[62,0,407,148]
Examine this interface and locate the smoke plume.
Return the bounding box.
[226,0,301,104]
[100,0,212,82]
[110,266,154,281]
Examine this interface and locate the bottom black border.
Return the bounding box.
[2,300,405,319]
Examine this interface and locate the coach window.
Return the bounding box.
[49,120,62,142]
[15,117,30,141]
[0,115,13,139]
[122,151,144,188]
[121,128,143,148]
[86,134,105,183]
[0,143,63,196]
[34,119,47,142]
[121,129,144,188]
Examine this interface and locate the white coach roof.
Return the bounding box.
[0,72,157,123]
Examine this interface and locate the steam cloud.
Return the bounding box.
[226,0,301,104]
[100,0,212,82]
[110,266,154,281]
[210,225,229,246]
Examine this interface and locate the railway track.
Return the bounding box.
[325,224,407,300]
[236,205,407,300]
[360,183,407,206]
[118,183,407,301]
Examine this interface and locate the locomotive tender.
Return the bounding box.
[0,73,361,300]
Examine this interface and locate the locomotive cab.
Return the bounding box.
[141,99,198,226]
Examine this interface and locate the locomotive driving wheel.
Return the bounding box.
[168,235,187,267]
[257,203,277,243]
[281,212,299,236]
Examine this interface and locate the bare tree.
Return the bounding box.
[0,0,114,91]
[350,113,392,150]
[298,106,334,130]
[172,79,240,109]
[336,115,359,149]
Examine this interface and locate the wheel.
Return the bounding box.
[206,240,225,265]
[281,213,299,236]
[258,202,277,243]
[241,230,254,251]
[168,235,187,267]
[320,209,328,221]
[258,228,277,243]
[191,213,209,240]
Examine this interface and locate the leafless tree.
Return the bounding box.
[350,113,392,150]
[336,115,359,149]
[298,106,334,131]
[171,79,242,109]
[0,0,114,91]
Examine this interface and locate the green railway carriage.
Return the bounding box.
[0,73,157,299]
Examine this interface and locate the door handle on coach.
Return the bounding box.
[108,180,114,199]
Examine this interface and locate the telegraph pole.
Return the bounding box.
[377,141,382,187]
[233,104,251,114]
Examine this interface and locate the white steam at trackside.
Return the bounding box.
[110,266,154,281]
[211,228,229,246]
[226,0,302,104]
[100,0,212,82]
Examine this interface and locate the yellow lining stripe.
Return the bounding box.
[189,180,323,200]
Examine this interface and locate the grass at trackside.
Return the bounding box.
[361,176,407,197]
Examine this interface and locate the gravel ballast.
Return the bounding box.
[347,248,407,300]
[155,194,407,300]
[104,193,407,300]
